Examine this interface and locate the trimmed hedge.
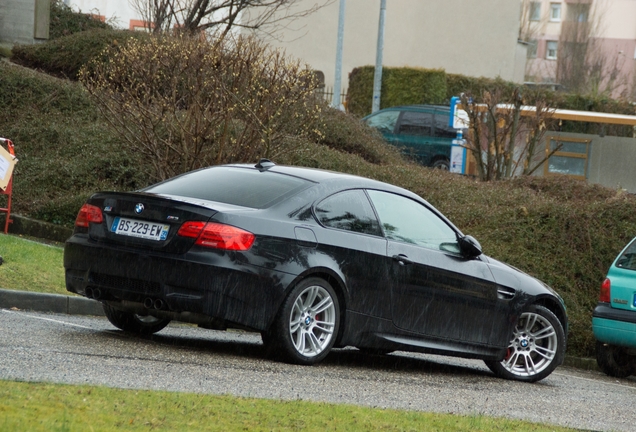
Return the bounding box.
[347,66,446,117]
[49,0,113,40]
[348,66,636,137]
[12,29,148,80]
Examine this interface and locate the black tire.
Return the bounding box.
[596,342,635,378]
[484,305,565,383]
[431,158,450,170]
[267,277,340,365]
[102,303,170,336]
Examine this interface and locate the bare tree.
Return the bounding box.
[130,0,332,39]
[459,89,557,181]
[80,33,325,181]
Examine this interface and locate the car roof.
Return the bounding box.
[225,163,420,198]
[362,105,451,120]
[377,104,450,112]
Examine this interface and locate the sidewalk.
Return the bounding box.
[0,288,104,316]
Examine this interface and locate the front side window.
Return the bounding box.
[315,190,382,236]
[366,190,458,252]
[365,111,399,134]
[616,238,636,271]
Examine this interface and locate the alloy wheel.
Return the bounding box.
[288,284,337,358]
[501,311,558,377]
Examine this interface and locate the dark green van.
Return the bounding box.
[362,105,460,170]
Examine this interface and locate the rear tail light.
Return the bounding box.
[177,221,255,251]
[75,204,103,227]
[599,278,611,303]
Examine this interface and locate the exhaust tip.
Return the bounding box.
[85,287,93,299]
[144,298,154,309]
[154,299,165,310]
[92,288,102,300]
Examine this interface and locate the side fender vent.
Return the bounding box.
[497,286,516,300]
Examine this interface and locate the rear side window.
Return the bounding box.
[397,111,433,136]
[144,167,312,209]
[315,190,382,236]
[434,111,457,139]
[615,238,636,271]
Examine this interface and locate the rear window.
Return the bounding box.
[615,238,636,271]
[144,167,312,209]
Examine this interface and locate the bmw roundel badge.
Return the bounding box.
[135,203,145,214]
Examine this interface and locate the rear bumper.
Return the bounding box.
[64,235,294,331]
[592,302,636,349]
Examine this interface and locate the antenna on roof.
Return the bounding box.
[255,159,275,171]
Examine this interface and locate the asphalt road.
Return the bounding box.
[1,308,634,431]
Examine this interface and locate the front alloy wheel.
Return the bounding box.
[268,277,340,365]
[485,305,565,382]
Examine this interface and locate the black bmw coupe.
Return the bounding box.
[64,160,567,382]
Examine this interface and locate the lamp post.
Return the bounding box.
[332,0,346,110]
[371,0,387,113]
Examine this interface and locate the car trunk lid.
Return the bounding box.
[83,192,218,254]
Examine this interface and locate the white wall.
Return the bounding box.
[0,0,42,45]
[65,0,137,28]
[253,0,523,90]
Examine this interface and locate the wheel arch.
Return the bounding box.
[533,296,568,337]
[283,267,349,345]
[430,155,450,169]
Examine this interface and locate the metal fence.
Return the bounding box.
[315,87,348,107]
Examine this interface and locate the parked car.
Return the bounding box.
[64,160,567,382]
[362,105,461,170]
[592,236,636,378]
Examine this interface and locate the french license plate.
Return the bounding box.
[111,217,169,241]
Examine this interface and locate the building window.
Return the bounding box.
[544,137,590,179]
[550,3,562,22]
[566,3,589,22]
[530,2,541,21]
[527,39,538,58]
[546,41,558,59]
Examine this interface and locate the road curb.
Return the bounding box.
[0,288,104,316]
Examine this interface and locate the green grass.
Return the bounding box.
[0,380,575,432]
[0,234,66,295]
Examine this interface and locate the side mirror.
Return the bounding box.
[459,235,482,258]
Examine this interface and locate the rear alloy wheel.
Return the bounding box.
[103,303,170,335]
[596,342,635,378]
[269,277,339,365]
[485,305,565,382]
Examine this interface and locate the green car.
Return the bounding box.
[592,237,636,377]
[362,105,460,170]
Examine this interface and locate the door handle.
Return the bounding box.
[392,254,412,266]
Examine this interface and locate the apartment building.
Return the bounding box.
[522,0,636,99]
